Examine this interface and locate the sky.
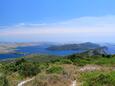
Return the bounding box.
[0,0,115,43]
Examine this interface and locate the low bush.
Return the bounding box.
[59,59,72,64]
[81,71,115,86]
[0,75,9,86]
[18,62,40,77]
[46,66,64,74]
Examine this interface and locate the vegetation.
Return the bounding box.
[0,48,115,86]
[0,75,8,86]
[46,66,63,74]
[80,71,115,86]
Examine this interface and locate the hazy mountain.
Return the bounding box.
[81,47,108,56]
[47,42,101,51]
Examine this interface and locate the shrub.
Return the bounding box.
[83,73,115,86]
[60,59,72,64]
[18,62,40,77]
[39,63,49,70]
[0,75,9,86]
[3,59,41,77]
[46,66,64,74]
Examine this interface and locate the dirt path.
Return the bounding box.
[71,80,76,86]
[17,77,34,86]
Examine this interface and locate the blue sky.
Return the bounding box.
[1,0,115,26]
[0,0,115,43]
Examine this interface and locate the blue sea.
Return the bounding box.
[0,44,115,59]
[0,45,83,59]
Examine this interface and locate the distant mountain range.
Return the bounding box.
[47,42,101,51]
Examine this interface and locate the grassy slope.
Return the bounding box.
[0,53,115,86]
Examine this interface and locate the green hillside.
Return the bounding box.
[0,48,115,86]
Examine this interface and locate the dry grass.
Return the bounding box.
[5,63,115,86]
[7,72,22,86]
[24,73,71,86]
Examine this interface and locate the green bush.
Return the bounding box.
[86,74,115,86]
[2,59,41,77]
[46,66,63,74]
[82,72,115,86]
[39,63,49,70]
[18,62,40,77]
[72,58,90,66]
[0,75,9,86]
[59,59,72,64]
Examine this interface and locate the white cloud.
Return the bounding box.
[0,15,115,42]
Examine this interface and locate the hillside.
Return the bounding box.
[0,48,115,86]
[47,42,101,51]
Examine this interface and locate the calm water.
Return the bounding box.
[0,53,24,59]
[16,45,84,56]
[0,45,84,59]
[0,45,115,59]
